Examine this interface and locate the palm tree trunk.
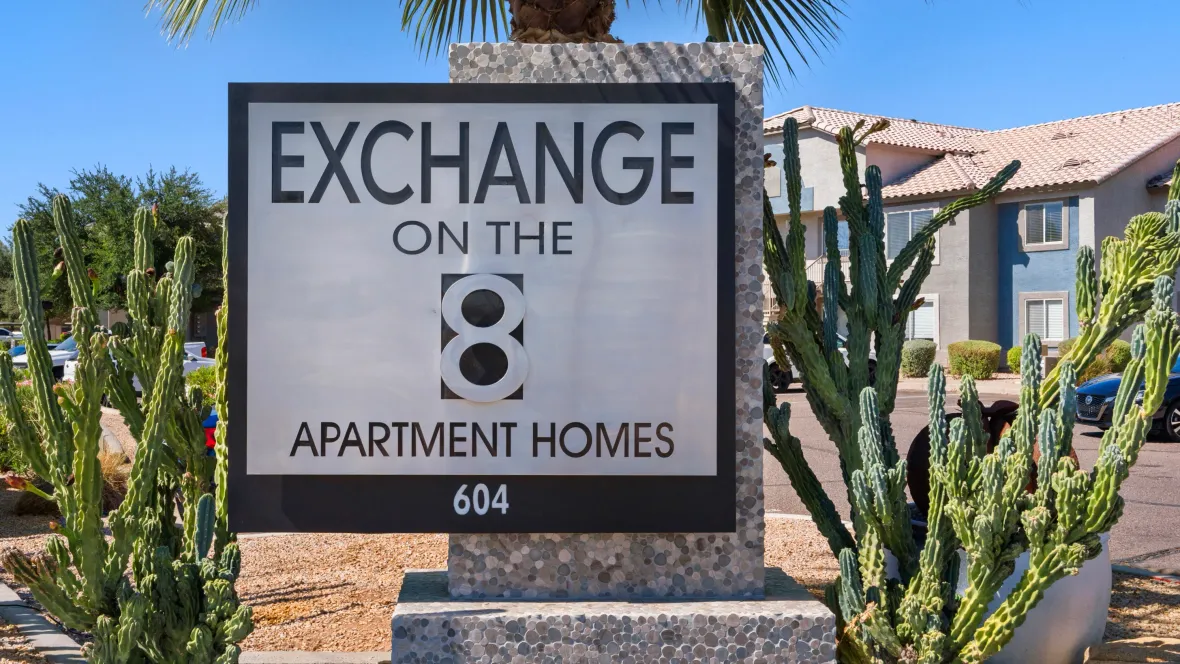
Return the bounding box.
[508,0,620,43]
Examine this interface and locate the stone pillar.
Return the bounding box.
[391,41,836,664]
[446,40,767,602]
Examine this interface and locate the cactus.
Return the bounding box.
[763,116,1019,552]
[0,196,251,663]
[764,120,1180,662]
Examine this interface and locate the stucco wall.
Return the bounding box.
[891,199,966,359]
[866,144,940,185]
[1094,135,1180,245]
[997,196,1081,350]
[967,202,1000,343]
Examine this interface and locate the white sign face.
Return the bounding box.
[229,84,736,533]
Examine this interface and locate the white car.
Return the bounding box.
[64,351,214,391]
[14,337,208,382]
[11,335,79,380]
[0,328,24,343]
[763,332,877,393]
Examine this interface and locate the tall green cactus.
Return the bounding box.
[764,116,1019,549]
[764,119,1180,662]
[0,195,251,663]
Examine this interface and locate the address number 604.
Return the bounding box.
[453,484,509,515]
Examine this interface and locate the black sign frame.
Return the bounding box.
[227,82,737,533]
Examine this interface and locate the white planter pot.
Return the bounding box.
[955,533,1111,664]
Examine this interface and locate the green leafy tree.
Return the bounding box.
[15,167,224,321]
[148,0,843,83]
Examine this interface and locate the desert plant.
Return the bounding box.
[1006,345,1022,372]
[947,340,1001,380]
[1059,338,1134,384]
[1106,339,1132,372]
[0,379,35,473]
[764,122,1180,661]
[185,365,218,403]
[763,116,1019,553]
[0,197,250,663]
[901,340,937,378]
[150,0,843,84]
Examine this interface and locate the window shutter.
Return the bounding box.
[887,212,909,259]
[911,209,935,237]
[1026,204,1045,245]
[909,301,936,341]
[1044,202,1063,243]
[1027,300,1046,337]
[1046,299,1065,339]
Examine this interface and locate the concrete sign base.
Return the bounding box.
[391,569,836,663]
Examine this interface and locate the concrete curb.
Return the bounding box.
[1113,563,1180,584]
[0,606,84,663]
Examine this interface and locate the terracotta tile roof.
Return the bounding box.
[764,105,983,152]
[767,102,1180,200]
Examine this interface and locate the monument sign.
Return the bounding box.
[227,82,737,533]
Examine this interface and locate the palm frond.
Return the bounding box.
[400,0,510,57]
[686,0,844,84]
[146,0,260,44]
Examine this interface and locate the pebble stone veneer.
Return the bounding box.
[447,41,769,601]
[392,569,836,664]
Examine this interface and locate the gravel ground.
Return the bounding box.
[237,532,447,651]
[0,619,47,664]
[0,490,1174,652]
[1106,573,1180,639]
[100,408,137,458]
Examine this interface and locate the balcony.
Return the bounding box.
[804,255,852,285]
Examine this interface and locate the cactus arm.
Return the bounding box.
[762,364,855,555]
[51,196,100,330]
[1044,206,1180,409]
[9,219,72,475]
[214,217,233,554]
[886,160,1020,287]
[108,240,195,578]
[0,353,52,479]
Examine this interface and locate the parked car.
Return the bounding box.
[11,335,78,380]
[63,350,215,392]
[185,341,209,358]
[1076,356,1180,441]
[0,328,23,343]
[763,332,877,393]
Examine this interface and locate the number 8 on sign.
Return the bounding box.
[440,274,528,402]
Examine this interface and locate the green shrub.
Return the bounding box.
[1058,337,1076,356]
[901,340,937,377]
[1006,346,1022,372]
[947,340,1001,380]
[0,377,36,473]
[1059,336,1133,383]
[185,365,218,402]
[1078,354,1113,385]
[1106,339,1132,372]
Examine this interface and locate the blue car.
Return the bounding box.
[1076,357,1180,440]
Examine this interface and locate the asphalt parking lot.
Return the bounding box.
[765,388,1180,572]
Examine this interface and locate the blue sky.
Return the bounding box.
[2,0,1178,226]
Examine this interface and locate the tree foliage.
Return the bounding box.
[8,166,224,322]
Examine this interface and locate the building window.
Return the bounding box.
[1025,201,1064,245]
[765,166,782,198]
[886,209,936,260]
[905,298,937,343]
[1026,298,1065,341]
